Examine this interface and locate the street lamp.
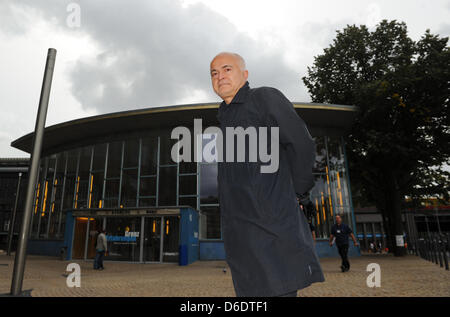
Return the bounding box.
[10,48,56,296]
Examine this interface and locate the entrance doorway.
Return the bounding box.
[144,217,161,262]
[72,217,98,259]
[71,214,180,263]
[143,216,180,263]
[72,217,87,259]
[163,216,180,262]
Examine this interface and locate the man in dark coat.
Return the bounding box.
[210,52,324,297]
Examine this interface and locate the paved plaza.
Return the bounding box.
[0,253,448,297]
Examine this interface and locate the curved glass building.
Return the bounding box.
[11,102,359,263]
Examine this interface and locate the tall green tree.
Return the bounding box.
[303,20,449,256]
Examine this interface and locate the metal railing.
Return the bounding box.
[408,233,449,271]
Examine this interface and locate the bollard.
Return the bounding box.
[431,236,436,264]
[408,239,414,254]
[426,239,432,262]
[437,237,444,268]
[430,238,437,263]
[424,238,430,261]
[420,238,427,260]
[424,239,428,260]
[419,239,424,259]
[435,236,441,265]
[433,237,439,264]
[441,235,448,271]
[418,240,422,259]
[442,235,449,271]
[414,239,419,256]
[424,239,428,261]
[433,238,438,264]
[415,238,420,257]
[422,239,427,260]
[447,233,450,261]
[422,239,427,261]
[60,246,67,261]
[428,239,434,263]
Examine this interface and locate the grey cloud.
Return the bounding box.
[437,23,450,37]
[0,1,37,35]
[6,0,308,113]
[297,20,354,48]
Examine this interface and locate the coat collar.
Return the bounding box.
[220,81,250,106]
[217,81,250,122]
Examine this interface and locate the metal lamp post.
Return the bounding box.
[10,48,56,296]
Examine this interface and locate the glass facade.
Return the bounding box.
[0,164,28,249]
[311,136,354,238]
[29,131,354,242]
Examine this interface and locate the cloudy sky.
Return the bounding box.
[1,0,449,157]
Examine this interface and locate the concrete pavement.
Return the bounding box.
[0,253,448,297]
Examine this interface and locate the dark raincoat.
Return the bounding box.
[217,81,325,297]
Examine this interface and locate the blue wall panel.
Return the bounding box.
[199,241,226,260]
[27,211,75,259]
[179,207,199,265]
[27,239,64,257]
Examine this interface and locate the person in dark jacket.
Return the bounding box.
[210,52,324,297]
[329,214,358,272]
[308,219,316,243]
[299,199,316,243]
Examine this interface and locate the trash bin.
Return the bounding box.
[179,245,188,266]
[60,246,67,261]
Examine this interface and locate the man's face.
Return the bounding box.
[210,54,248,103]
[336,215,342,225]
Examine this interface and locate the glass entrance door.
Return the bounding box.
[144,217,162,262]
[104,217,141,262]
[163,216,180,263]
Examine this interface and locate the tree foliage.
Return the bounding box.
[303,20,449,255]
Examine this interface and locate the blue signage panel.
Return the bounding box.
[106,235,137,242]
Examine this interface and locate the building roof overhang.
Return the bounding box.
[11,102,358,156]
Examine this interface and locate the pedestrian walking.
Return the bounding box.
[94,229,108,270]
[377,240,382,253]
[329,215,358,272]
[299,200,316,243]
[369,241,375,253]
[308,220,316,243]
